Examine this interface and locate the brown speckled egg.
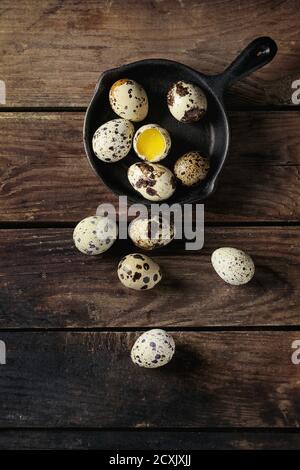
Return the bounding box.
[109,79,148,122]
[117,253,162,290]
[167,81,207,123]
[128,162,176,201]
[92,118,134,162]
[211,247,255,285]
[131,329,175,368]
[73,216,118,255]
[174,151,209,186]
[129,215,175,250]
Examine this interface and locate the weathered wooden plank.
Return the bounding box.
[0,112,300,223]
[0,0,299,107]
[0,227,299,328]
[0,429,300,450]
[0,331,299,427]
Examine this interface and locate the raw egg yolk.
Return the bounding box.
[136,128,166,161]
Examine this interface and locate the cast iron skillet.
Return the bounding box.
[84,36,277,206]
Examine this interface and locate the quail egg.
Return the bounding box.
[129,214,175,250]
[117,253,162,290]
[128,162,176,201]
[131,329,175,368]
[167,80,207,123]
[109,79,148,122]
[211,247,255,285]
[92,118,134,162]
[174,151,210,186]
[133,124,171,162]
[73,215,118,255]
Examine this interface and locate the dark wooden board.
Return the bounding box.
[0,331,299,427]
[0,0,299,450]
[0,429,300,450]
[1,112,300,223]
[0,227,299,328]
[0,0,299,107]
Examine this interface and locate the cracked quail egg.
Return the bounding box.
[211,247,255,285]
[174,151,210,186]
[167,80,207,123]
[92,118,134,162]
[73,215,118,255]
[128,162,176,201]
[131,329,175,368]
[129,214,175,250]
[133,124,171,162]
[109,79,148,122]
[117,253,162,290]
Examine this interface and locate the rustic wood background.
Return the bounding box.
[0,0,300,450]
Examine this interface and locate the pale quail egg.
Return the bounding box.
[73,215,118,255]
[211,247,255,285]
[109,79,148,122]
[117,253,162,290]
[167,80,207,123]
[92,118,134,162]
[131,329,175,368]
[128,162,176,201]
[129,215,175,250]
[174,151,209,186]
[133,124,171,162]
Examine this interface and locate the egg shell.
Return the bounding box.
[129,215,175,250]
[128,162,176,201]
[211,247,255,285]
[109,79,148,122]
[73,216,118,255]
[131,329,175,368]
[167,80,207,123]
[117,253,162,290]
[92,119,134,162]
[133,124,171,162]
[174,151,209,186]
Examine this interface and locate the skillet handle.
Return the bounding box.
[216,36,277,90]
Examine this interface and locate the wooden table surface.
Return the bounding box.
[0,0,300,450]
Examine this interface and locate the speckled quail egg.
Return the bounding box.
[73,215,118,255]
[174,151,210,186]
[129,215,175,250]
[92,118,134,162]
[211,247,255,285]
[131,329,175,368]
[133,124,171,162]
[128,162,176,201]
[109,79,148,122]
[117,253,162,290]
[167,80,207,123]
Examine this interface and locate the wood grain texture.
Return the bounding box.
[0,331,299,427]
[0,0,299,449]
[1,112,300,223]
[0,430,300,450]
[0,0,299,107]
[0,227,299,328]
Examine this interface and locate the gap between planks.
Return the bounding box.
[0,221,300,230]
[1,326,300,332]
[0,426,299,432]
[0,106,300,113]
